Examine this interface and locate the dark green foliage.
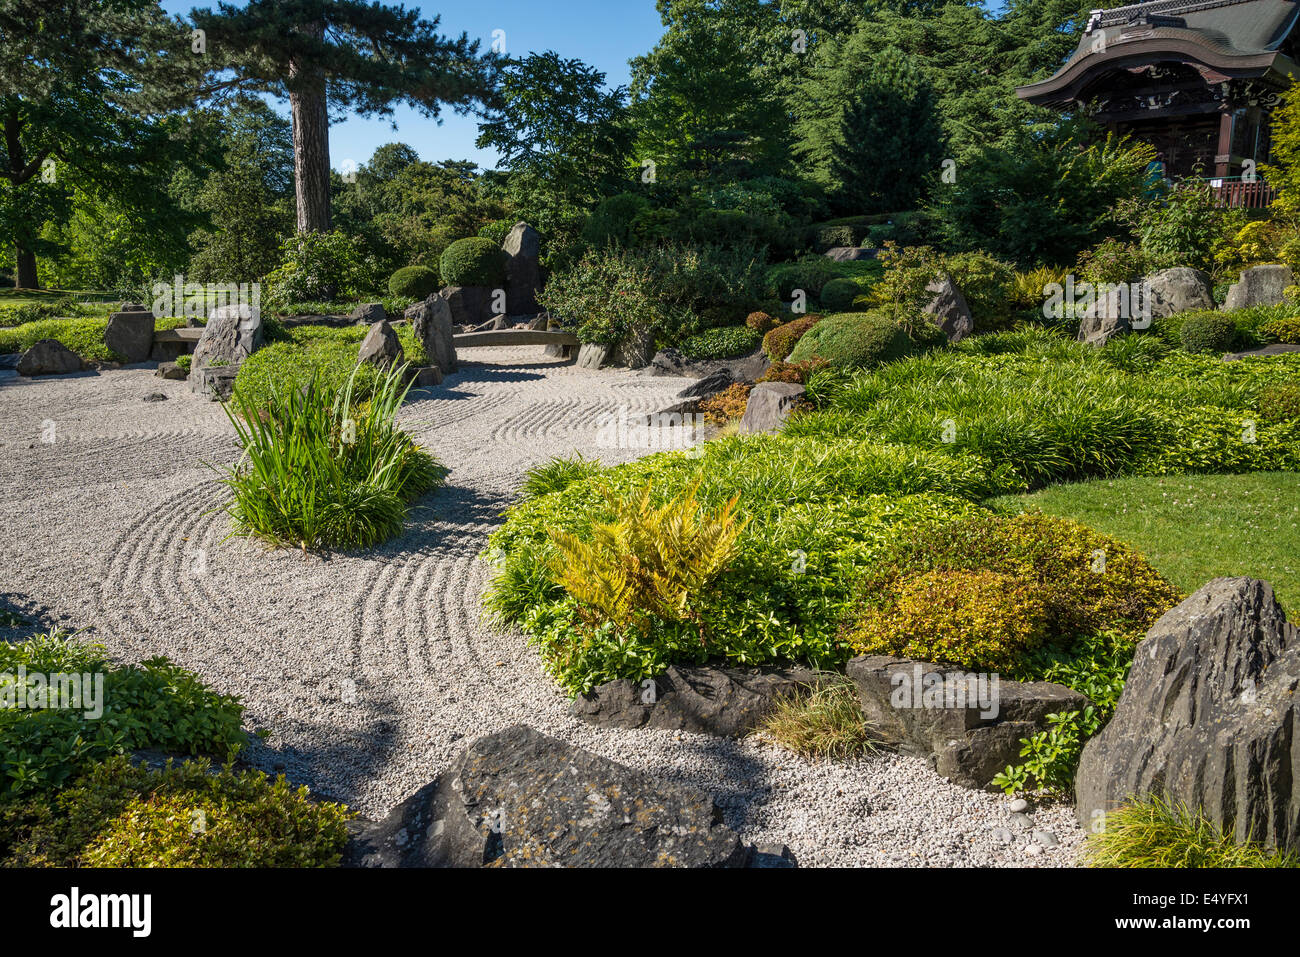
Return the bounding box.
[818,277,863,312]
[768,257,840,299]
[438,237,507,288]
[679,325,762,360]
[1259,382,1300,423]
[763,315,821,361]
[388,265,439,300]
[788,312,913,369]
[521,455,604,500]
[1179,312,1238,354]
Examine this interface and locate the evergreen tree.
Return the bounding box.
[191,0,500,234]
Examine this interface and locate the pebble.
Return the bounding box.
[1010,812,1033,829]
[1008,798,1028,813]
[1024,843,1044,857]
[1033,830,1059,847]
[991,827,1013,844]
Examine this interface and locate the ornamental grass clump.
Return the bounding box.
[219,363,445,551]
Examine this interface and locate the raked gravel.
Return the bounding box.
[0,348,1083,867]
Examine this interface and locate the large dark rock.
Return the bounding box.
[358,320,403,370]
[502,222,542,315]
[678,369,733,400]
[104,310,155,364]
[571,665,816,737]
[1144,267,1214,318]
[1223,264,1293,311]
[739,381,805,434]
[440,285,493,328]
[1075,578,1300,851]
[648,347,770,384]
[1076,289,1132,346]
[350,302,387,325]
[343,725,782,868]
[16,339,83,377]
[189,303,263,393]
[406,293,458,374]
[824,246,876,262]
[849,655,1090,789]
[923,275,973,343]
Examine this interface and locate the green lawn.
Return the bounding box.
[0,288,115,306]
[995,473,1300,613]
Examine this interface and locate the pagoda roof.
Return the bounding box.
[1017,0,1300,106]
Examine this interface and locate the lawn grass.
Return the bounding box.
[995,472,1300,613]
[0,288,114,306]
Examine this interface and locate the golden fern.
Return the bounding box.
[546,481,747,631]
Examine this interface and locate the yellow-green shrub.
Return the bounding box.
[1263,316,1300,344]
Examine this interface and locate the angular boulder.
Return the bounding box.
[739,381,805,434]
[17,339,83,377]
[677,369,733,400]
[343,725,781,868]
[407,293,458,374]
[824,246,876,262]
[1077,288,1132,346]
[440,285,493,328]
[502,222,542,316]
[1144,267,1214,319]
[575,342,611,370]
[104,310,156,363]
[155,361,187,381]
[849,655,1090,789]
[923,275,974,343]
[611,324,656,369]
[1075,578,1300,851]
[471,315,511,333]
[350,302,387,325]
[358,320,403,370]
[190,303,263,393]
[649,347,770,384]
[1223,264,1293,311]
[571,665,817,737]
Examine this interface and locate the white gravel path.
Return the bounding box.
[0,349,1083,866]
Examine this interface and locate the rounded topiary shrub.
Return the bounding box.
[787,312,913,369]
[762,315,821,362]
[439,237,507,288]
[746,310,779,333]
[819,278,863,313]
[388,265,439,300]
[1179,312,1237,354]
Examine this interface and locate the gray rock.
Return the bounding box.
[408,294,458,374]
[678,369,732,400]
[118,301,149,312]
[189,303,263,391]
[502,222,543,315]
[17,339,83,377]
[1224,343,1300,361]
[358,320,403,370]
[141,392,168,403]
[612,324,657,369]
[350,302,387,325]
[1032,829,1058,847]
[527,313,550,331]
[570,664,817,737]
[1008,798,1029,814]
[190,363,239,401]
[739,381,805,434]
[1077,288,1132,346]
[104,310,155,363]
[406,365,443,389]
[1223,264,1293,311]
[991,827,1013,844]
[155,361,187,381]
[342,724,775,868]
[576,342,611,370]
[472,315,511,332]
[824,246,877,262]
[440,285,493,328]
[1010,812,1033,830]
[923,275,974,343]
[848,655,1090,790]
[648,347,771,384]
[1075,578,1300,852]
[1144,267,1214,319]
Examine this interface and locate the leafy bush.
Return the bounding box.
[758,358,827,385]
[1127,178,1233,274]
[767,256,841,299]
[1179,311,1237,354]
[819,277,864,312]
[762,315,821,361]
[438,237,507,287]
[746,310,779,333]
[521,455,603,500]
[1083,794,1299,868]
[1263,316,1300,343]
[787,312,913,370]
[0,631,246,800]
[849,568,1051,671]
[264,231,375,306]
[547,482,747,633]
[0,755,351,868]
[478,218,514,246]
[869,244,1015,330]
[388,265,439,300]
[1259,382,1300,422]
[679,324,762,360]
[698,383,752,424]
[176,353,192,373]
[220,363,445,550]
[761,678,875,760]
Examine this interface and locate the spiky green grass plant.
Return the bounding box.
[219,363,445,550]
[760,677,879,761]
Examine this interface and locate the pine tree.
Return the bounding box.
[191,0,500,234]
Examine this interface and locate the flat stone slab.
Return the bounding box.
[343,725,785,868]
[1224,343,1300,361]
[154,327,204,344]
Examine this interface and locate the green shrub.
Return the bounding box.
[762,315,821,361]
[1077,238,1150,285]
[1259,382,1300,422]
[0,755,351,867]
[388,265,439,300]
[220,364,446,550]
[0,315,182,362]
[1262,316,1300,343]
[787,312,914,370]
[478,218,514,246]
[1083,794,1299,868]
[438,237,507,288]
[0,631,246,800]
[819,277,864,312]
[1179,311,1237,353]
[521,455,603,500]
[767,256,840,299]
[176,354,192,373]
[679,324,762,360]
[264,230,374,306]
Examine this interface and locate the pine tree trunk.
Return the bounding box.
[289,32,331,234]
[14,245,38,289]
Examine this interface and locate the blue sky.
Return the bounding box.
[166,0,666,172]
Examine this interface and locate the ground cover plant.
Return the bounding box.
[760,677,877,761]
[0,314,187,362]
[220,363,445,551]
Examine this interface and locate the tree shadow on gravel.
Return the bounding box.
[640,735,780,833]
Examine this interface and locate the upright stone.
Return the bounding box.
[439,285,491,328]
[739,382,805,434]
[1144,267,1214,318]
[358,320,403,370]
[502,222,542,316]
[923,274,974,343]
[189,303,264,394]
[104,310,156,364]
[16,339,83,376]
[349,302,386,325]
[1223,264,1293,310]
[408,293,458,374]
[1077,288,1132,346]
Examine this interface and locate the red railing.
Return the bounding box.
[1205,177,1276,209]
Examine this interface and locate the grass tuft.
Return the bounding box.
[760,677,879,761]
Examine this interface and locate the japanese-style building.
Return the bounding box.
[1016,0,1300,206]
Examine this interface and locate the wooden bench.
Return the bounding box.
[452,329,579,348]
